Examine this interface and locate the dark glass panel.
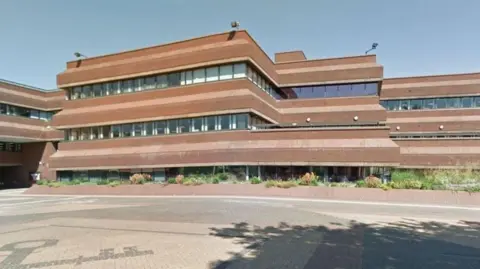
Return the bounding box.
[423,98,435,109]
[111,125,121,138]
[436,98,447,109]
[191,117,203,132]
[177,119,190,133]
[205,116,216,131]
[102,126,111,139]
[218,115,231,130]
[365,83,378,95]
[168,120,178,134]
[461,97,473,108]
[155,121,166,135]
[236,114,248,129]
[351,84,366,96]
[337,84,352,97]
[410,99,422,110]
[145,122,153,136]
[167,73,181,87]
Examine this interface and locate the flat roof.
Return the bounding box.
[0,78,59,92]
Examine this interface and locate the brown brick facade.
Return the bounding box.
[2,30,480,186]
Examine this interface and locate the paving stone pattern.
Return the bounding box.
[0,195,479,268]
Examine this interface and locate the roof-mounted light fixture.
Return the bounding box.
[231,21,240,30]
[74,52,88,59]
[365,43,378,55]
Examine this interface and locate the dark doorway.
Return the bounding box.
[0,166,30,189]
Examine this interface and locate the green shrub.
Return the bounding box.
[212,177,220,184]
[265,180,297,188]
[403,179,423,189]
[424,167,480,187]
[47,182,63,188]
[96,180,109,185]
[70,179,81,185]
[108,181,121,187]
[355,180,366,188]
[278,181,297,188]
[380,184,392,191]
[265,180,276,188]
[216,173,229,181]
[167,178,176,184]
[388,179,423,189]
[250,177,262,184]
[36,180,47,186]
[80,181,97,185]
[420,181,433,190]
[463,185,480,193]
[182,178,203,186]
[391,169,425,182]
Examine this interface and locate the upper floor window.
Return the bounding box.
[66,62,262,100]
[278,82,379,100]
[0,103,55,121]
[381,96,480,111]
[64,113,265,142]
[0,142,22,152]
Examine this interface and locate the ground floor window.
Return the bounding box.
[56,165,388,182]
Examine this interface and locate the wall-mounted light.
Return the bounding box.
[353,116,359,121]
[396,126,401,131]
[292,122,297,126]
[439,125,444,130]
[306,117,311,123]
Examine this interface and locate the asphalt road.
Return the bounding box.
[0,190,479,268]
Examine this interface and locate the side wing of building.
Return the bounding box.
[381,73,480,168]
[0,79,64,187]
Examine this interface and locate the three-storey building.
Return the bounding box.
[1,30,479,185]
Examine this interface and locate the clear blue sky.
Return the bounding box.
[1,0,479,90]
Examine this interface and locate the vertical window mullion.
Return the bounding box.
[231,115,236,129]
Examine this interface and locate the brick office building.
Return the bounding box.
[0,79,63,188]
[2,30,479,185]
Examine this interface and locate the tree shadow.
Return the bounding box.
[208,218,480,269]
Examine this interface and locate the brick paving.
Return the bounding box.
[0,195,479,268]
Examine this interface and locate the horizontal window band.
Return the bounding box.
[381,96,480,111]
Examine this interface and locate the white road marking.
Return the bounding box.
[0,197,31,201]
[19,194,480,211]
[0,188,28,195]
[225,199,295,208]
[0,196,86,208]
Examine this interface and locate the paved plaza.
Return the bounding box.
[0,189,479,268]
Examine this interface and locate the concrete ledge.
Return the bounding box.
[24,184,480,207]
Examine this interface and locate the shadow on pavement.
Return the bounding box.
[208,218,480,269]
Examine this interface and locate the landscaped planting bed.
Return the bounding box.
[36,169,480,193]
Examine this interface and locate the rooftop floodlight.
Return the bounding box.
[231,21,240,30]
[74,52,87,58]
[365,43,379,55]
